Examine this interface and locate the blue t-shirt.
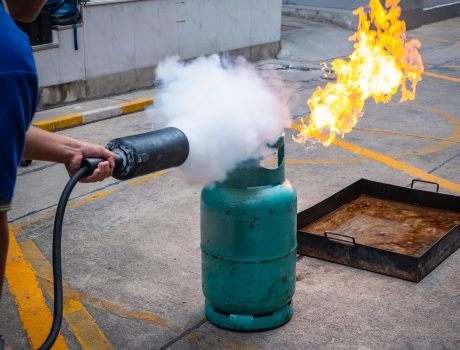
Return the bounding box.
[0,6,38,211]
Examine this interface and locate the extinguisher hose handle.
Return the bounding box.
[81,157,105,174]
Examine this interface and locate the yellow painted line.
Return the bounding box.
[290,120,460,194]
[20,240,114,350]
[333,138,460,194]
[127,170,169,186]
[37,277,168,327]
[289,104,460,164]
[119,98,154,114]
[12,189,118,235]
[423,71,460,83]
[13,170,169,235]
[353,127,460,144]
[425,64,460,70]
[21,242,168,328]
[392,105,460,158]
[5,227,68,349]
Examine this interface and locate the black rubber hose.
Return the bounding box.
[38,166,92,350]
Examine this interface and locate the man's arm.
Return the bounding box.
[5,0,47,23]
[24,126,115,182]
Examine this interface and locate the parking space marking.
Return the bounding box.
[128,170,169,186]
[289,104,460,166]
[38,277,169,327]
[333,138,460,194]
[290,108,460,194]
[20,240,114,350]
[5,227,68,349]
[353,127,460,144]
[12,189,118,236]
[423,71,460,83]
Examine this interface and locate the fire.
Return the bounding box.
[295,0,424,146]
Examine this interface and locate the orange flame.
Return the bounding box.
[295,0,424,146]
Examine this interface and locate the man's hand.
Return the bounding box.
[24,126,115,183]
[65,139,115,183]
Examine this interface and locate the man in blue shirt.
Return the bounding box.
[0,0,115,301]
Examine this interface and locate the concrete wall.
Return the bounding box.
[34,0,282,107]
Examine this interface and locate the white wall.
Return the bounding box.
[34,0,282,87]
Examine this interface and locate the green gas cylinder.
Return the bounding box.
[201,137,297,331]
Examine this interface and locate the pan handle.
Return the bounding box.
[324,231,356,247]
[411,179,439,193]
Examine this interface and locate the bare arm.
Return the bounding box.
[24,126,115,182]
[5,0,47,23]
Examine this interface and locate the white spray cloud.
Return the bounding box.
[156,55,291,184]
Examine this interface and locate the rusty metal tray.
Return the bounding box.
[297,179,460,282]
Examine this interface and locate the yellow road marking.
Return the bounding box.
[333,138,460,194]
[57,286,169,327]
[425,65,460,70]
[289,104,460,164]
[423,71,460,83]
[20,240,114,350]
[5,227,68,349]
[393,105,460,158]
[12,189,118,235]
[290,120,460,194]
[353,126,460,144]
[13,170,170,235]
[128,170,169,186]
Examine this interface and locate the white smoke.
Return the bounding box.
[156,55,290,184]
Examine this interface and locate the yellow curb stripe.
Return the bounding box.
[33,114,83,132]
[119,98,154,114]
[33,120,56,132]
[20,240,114,350]
[423,71,460,83]
[5,228,68,349]
[32,97,154,132]
[54,114,83,129]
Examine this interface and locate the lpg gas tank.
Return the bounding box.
[201,137,297,331]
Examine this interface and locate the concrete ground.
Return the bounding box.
[1,15,460,350]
